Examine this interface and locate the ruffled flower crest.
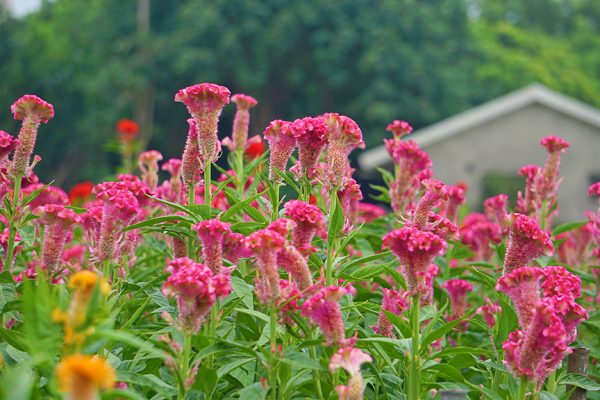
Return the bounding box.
[503,213,554,275]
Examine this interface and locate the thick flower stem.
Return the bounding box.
[540,199,548,231]
[309,328,324,400]
[325,188,339,286]
[409,296,421,400]
[178,333,192,400]
[207,299,219,369]
[4,173,22,270]
[269,301,278,400]
[188,182,196,205]
[518,378,528,400]
[205,163,212,207]
[546,371,555,393]
[272,183,280,221]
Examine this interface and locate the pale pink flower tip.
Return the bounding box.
[11,94,54,123]
[386,120,413,138]
[329,347,372,376]
[503,213,554,275]
[192,219,232,237]
[422,179,449,201]
[174,83,231,110]
[0,131,20,160]
[284,200,324,225]
[244,228,285,251]
[266,217,297,238]
[540,135,570,153]
[588,182,600,197]
[231,93,258,111]
[541,265,582,299]
[34,205,83,227]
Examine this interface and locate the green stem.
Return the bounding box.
[518,378,528,400]
[272,183,280,221]
[204,163,212,207]
[540,199,548,231]
[4,173,22,269]
[409,296,421,400]
[546,371,555,394]
[309,329,324,400]
[188,182,196,205]
[269,301,278,400]
[179,333,192,400]
[491,369,501,393]
[325,188,338,286]
[207,299,219,369]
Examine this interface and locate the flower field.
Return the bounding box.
[0,84,599,400]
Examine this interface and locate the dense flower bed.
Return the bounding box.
[0,86,598,400]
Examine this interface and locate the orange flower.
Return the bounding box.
[68,181,94,205]
[245,140,265,161]
[56,354,116,400]
[115,119,139,143]
[69,270,110,305]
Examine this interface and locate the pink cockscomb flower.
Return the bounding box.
[336,179,363,229]
[476,299,501,328]
[386,120,413,139]
[442,279,473,321]
[414,264,440,307]
[138,150,163,191]
[158,159,183,204]
[283,200,325,250]
[539,135,570,197]
[95,189,140,262]
[382,227,448,293]
[496,266,545,327]
[412,179,448,230]
[34,205,83,275]
[10,95,54,177]
[244,229,285,302]
[181,119,203,192]
[0,131,20,164]
[263,120,295,181]
[484,194,509,234]
[322,113,364,187]
[162,257,231,335]
[440,185,466,225]
[222,232,253,265]
[222,94,258,152]
[373,289,408,338]
[192,219,232,274]
[290,117,329,180]
[302,285,356,348]
[413,212,460,241]
[556,223,593,267]
[355,202,386,224]
[329,347,372,400]
[23,184,70,210]
[277,280,303,324]
[460,213,502,263]
[503,213,554,275]
[94,180,154,208]
[175,83,230,164]
[516,165,543,217]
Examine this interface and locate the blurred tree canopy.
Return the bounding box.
[0,0,599,189]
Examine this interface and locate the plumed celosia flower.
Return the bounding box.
[426,213,460,241]
[476,299,501,328]
[222,232,253,265]
[23,183,70,210]
[62,244,87,266]
[34,205,83,275]
[539,135,570,197]
[301,285,356,347]
[442,279,473,321]
[283,199,325,250]
[244,229,286,302]
[414,264,440,307]
[337,178,363,221]
[412,179,448,230]
[192,219,232,274]
[167,212,189,259]
[373,288,408,338]
[158,159,183,204]
[382,227,448,292]
[116,119,139,143]
[277,241,313,291]
[460,213,501,262]
[355,202,386,224]
[277,279,303,324]
[516,165,543,217]
[322,113,364,187]
[439,185,466,224]
[162,257,231,335]
[175,83,230,164]
[10,95,54,177]
[93,180,154,208]
[138,150,163,190]
[484,194,509,234]
[556,224,593,267]
[386,120,413,139]
[221,93,258,152]
[496,266,545,327]
[503,213,554,275]
[263,120,295,181]
[503,298,571,389]
[330,347,372,400]
[56,354,116,400]
[0,131,20,164]
[181,118,203,190]
[290,117,329,179]
[95,189,140,262]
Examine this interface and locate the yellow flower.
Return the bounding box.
[69,270,111,300]
[56,354,116,400]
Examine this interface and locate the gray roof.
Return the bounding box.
[358,83,600,172]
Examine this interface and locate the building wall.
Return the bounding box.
[422,103,600,222]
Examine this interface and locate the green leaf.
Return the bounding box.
[220,189,269,222]
[419,305,437,322]
[270,165,301,192]
[557,373,600,391]
[235,308,270,323]
[466,382,505,400]
[92,330,163,359]
[192,365,218,395]
[435,347,496,358]
[420,317,466,354]
[16,226,36,247]
[123,214,195,231]
[423,363,464,382]
[328,192,344,247]
[101,389,146,400]
[116,371,175,398]
[0,327,27,352]
[230,276,253,310]
[280,353,328,371]
[223,188,267,223]
[0,300,23,315]
[383,309,412,338]
[217,358,254,378]
[343,265,385,281]
[337,251,391,276]
[552,221,588,236]
[0,272,15,284]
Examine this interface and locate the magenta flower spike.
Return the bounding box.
[81,206,103,245]
[412,179,448,230]
[158,159,183,203]
[284,199,325,249]
[322,113,364,187]
[382,227,448,293]
[329,347,372,400]
[289,117,329,180]
[373,288,408,338]
[503,213,554,275]
[175,83,230,164]
[243,229,286,302]
[95,189,140,262]
[442,279,473,321]
[191,219,232,274]
[138,150,163,191]
[386,120,413,140]
[441,185,466,225]
[0,131,20,165]
[301,285,356,348]
[34,205,83,275]
[516,165,543,216]
[9,95,54,177]
[503,298,571,389]
[223,94,258,152]
[460,213,502,262]
[540,135,570,197]
[484,194,509,233]
[414,264,440,306]
[222,232,253,265]
[263,120,295,181]
[356,203,386,224]
[181,119,203,190]
[162,257,231,335]
[476,299,502,328]
[277,280,303,324]
[426,213,460,241]
[496,266,545,327]
[337,178,363,219]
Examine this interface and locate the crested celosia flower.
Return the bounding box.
[301,285,356,347]
[426,213,460,241]
[0,130,20,164]
[23,183,70,210]
[222,93,258,152]
[414,264,440,306]
[263,120,295,181]
[290,117,329,179]
[373,288,408,338]
[412,179,448,230]
[476,299,501,328]
[115,119,139,142]
[162,257,231,335]
[337,178,363,226]
[244,229,286,302]
[10,95,54,177]
[440,185,465,224]
[182,118,203,190]
[34,205,83,275]
[460,213,501,262]
[62,244,87,266]
[382,227,448,292]
[93,180,154,208]
[386,120,413,139]
[138,150,163,190]
[322,113,364,187]
[503,298,571,389]
[496,266,545,327]
[503,213,554,275]
[283,199,325,250]
[516,165,543,217]
[192,219,232,274]
[442,279,473,321]
[277,279,303,324]
[355,202,386,224]
[222,232,253,265]
[68,181,95,205]
[175,83,230,164]
[556,223,593,267]
[330,347,372,400]
[56,354,116,400]
[539,135,569,198]
[484,194,509,234]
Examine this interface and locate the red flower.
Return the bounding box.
[68,181,95,204]
[245,140,265,160]
[115,119,139,142]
